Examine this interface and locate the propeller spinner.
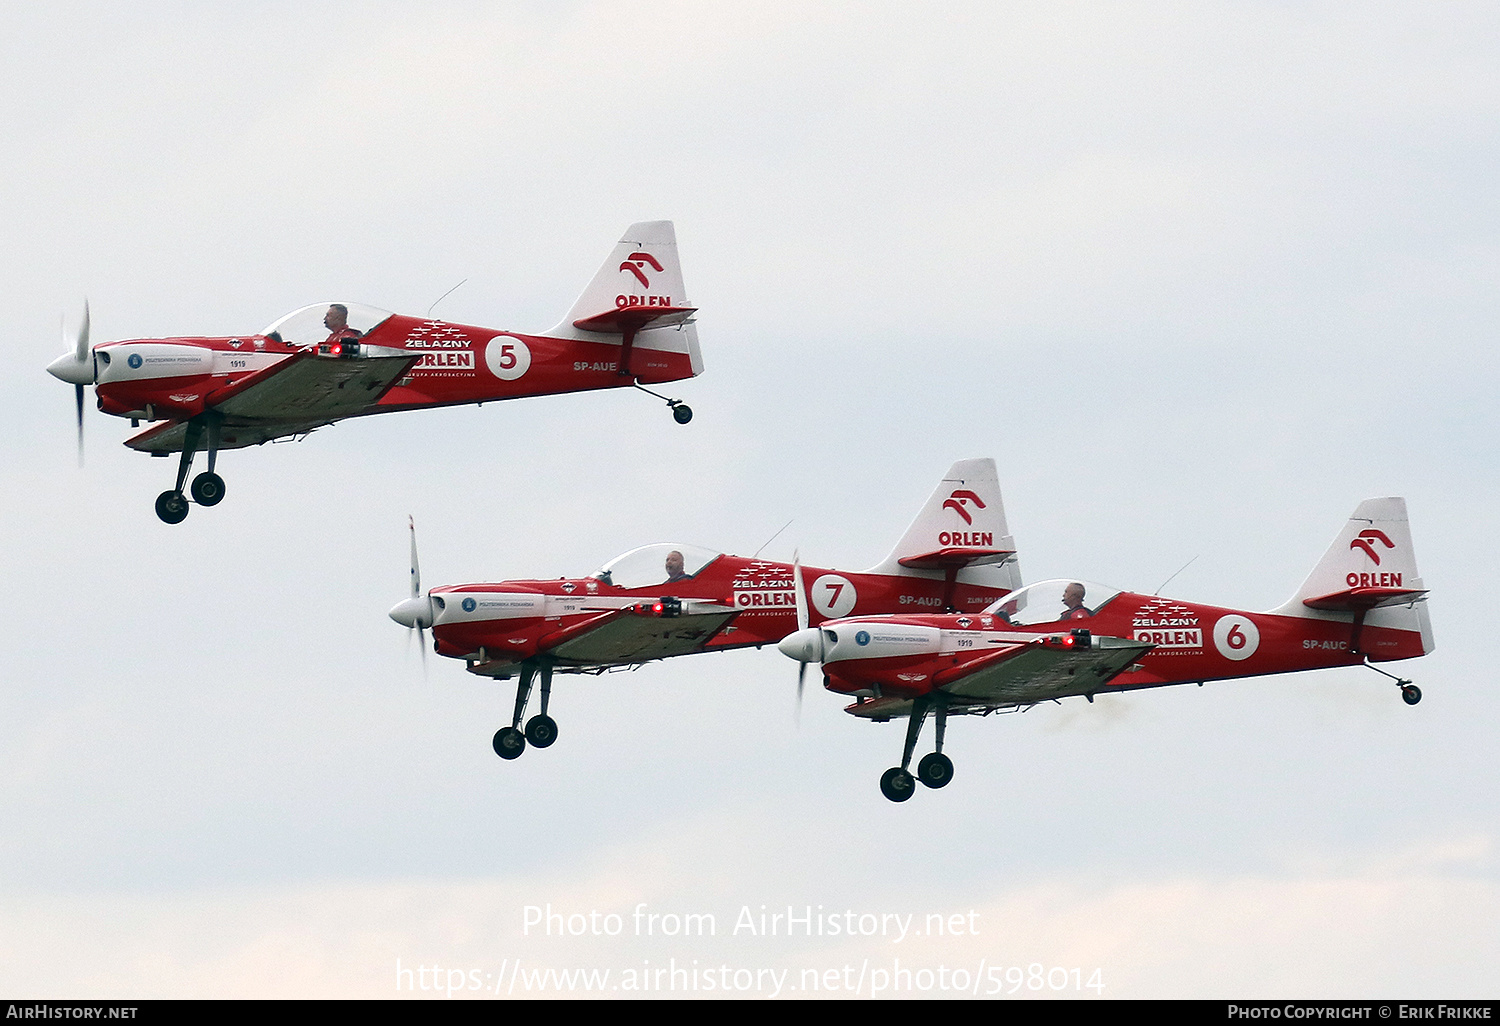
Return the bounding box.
[45,302,92,465]
[776,552,827,720]
[388,516,435,672]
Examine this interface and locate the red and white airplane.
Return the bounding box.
[778,496,1434,802]
[47,221,701,524]
[388,458,1024,760]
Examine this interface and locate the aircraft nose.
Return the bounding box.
[47,350,93,385]
[389,596,433,629]
[778,628,824,664]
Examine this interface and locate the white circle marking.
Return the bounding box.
[485,334,532,381]
[1212,614,1260,661]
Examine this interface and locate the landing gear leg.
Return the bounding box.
[879,697,930,802]
[525,663,559,748]
[918,704,954,789]
[155,418,203,524]
[191,416,226,507]
[493,663,534,760]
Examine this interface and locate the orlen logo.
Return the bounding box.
[1350,529,1395,565]
[616,249,677,309]
[619,251,663,287]
[942,489,986,525]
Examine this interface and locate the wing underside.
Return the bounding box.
[125,351,416,453]
[549,609,739,666]
[846,637,1152,719]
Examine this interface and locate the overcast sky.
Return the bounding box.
[2,0,1496,999]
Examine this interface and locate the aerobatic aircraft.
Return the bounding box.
[778,497,1434,802]
[389,459,1023,761]
[47,221,701,523]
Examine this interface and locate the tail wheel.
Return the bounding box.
[1401,684,1422,706]
[880,767,916,803]
[671,403,693,425]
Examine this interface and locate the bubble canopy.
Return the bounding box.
[590,543,722,590]
[983,579,1122,625]
[260,303,394,347]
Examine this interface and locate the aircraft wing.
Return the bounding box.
[547,604,739,667]
[125,348,418,453]
[844,635,1153,720]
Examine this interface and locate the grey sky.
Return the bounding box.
[2,1,1495,997]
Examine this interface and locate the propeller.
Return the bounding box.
[777,551,826,722]
[388,516,434,675]
[45,301,93,465]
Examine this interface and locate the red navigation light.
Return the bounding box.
[329,342,343,357]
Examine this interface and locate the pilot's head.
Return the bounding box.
[665,550,685,579]
[324,304,349,331]
[1062,582,1086,609]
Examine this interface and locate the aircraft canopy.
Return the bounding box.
[983,579,1122,625]
[590,543,722,590]
[260,303,395,347]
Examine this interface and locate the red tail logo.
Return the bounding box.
[1350,528,1394,565]
[620,251,664,288]
[942,489,986,525]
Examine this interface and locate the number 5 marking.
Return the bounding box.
[485,335,532,381]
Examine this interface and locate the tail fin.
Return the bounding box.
[1271,497,1433,654]
[546,220,696,324]
[546,220,701,376]
[865,458,1022,591]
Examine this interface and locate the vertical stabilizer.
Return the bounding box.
[1271,497,1431,654]
[548,221,691,338]
[865,458,1021,591]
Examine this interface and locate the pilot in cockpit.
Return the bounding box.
[664,550,690,583]
[323,304,361,344]
[1060,582,1091,620]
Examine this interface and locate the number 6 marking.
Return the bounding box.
[1213,615,1260,661]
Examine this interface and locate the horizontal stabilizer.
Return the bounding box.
[1301,586,1429,612]
[573,305,697,334]
[897,546,1017,571]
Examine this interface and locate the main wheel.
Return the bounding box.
[525,714,558,748]
[672,403,693,424]
[155,490,189,524]
[879,767,916,803]
[1401,684,1422,706]
[191,471,226,506]
[492,726,526,760]
[917,752,955,789]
